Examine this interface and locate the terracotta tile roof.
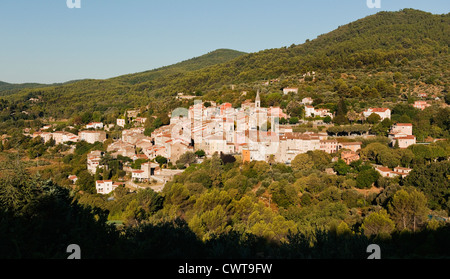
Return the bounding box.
[369,108,390,112]
[377,166,392,172]
[340,141,362,145]
[394,135,416,140]
[395,123,413,126]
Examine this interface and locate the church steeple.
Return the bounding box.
[255,90,261,108]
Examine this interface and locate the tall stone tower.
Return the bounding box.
[255,90,261,109]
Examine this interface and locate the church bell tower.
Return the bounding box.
[255,90,261,108]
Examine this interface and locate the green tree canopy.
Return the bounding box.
[361,209,395,238]
[388,188,429,232]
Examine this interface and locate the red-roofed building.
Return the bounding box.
[393,135,416,149]
[376,166,398,178]
[86,122,104,129]
[413,101,431,111]
[131,162,159,182]
[340,150,360,165]
[417,93,427,98]
[363,108,391,120]
[338,142,362,153]
[220,103,233,115]
[393,167,412,178]
[376,166,412,178]
[390,123,413,136]
[305,106,333,118]
[68,175,78,184]
[283,87,299,95]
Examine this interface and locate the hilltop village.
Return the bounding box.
[22,88,445,195]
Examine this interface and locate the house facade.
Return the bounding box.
[51,131,78,145]
[376,166,398,178]
[95,180,117,194]
[117,118,126,127]
[413,101,431,110]
[376,166,412,178]
[86,122,104,129]
[319,139,339,154]
[107,140,136,158]
[87,150,103,174]
[79,130,107,144]
[301,97,313,105]
[393,167,412,178]
[340,151,360,165]
[305,106,333,118]
[283,87,298,95]
[363,108,391,120]
[131,162,159,182]
[338,142,362,153]
[393,135,416,149]
[390,123,413,136]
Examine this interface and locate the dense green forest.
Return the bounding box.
[0,81,48,94]
[114,48,248,85]
[0,80,84,98]
[0,150,449,259]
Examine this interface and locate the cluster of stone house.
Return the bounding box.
[87,150,104,174]
[340,150,360,165]
[147,124,193,163]
[305,102,392,122]
[116,109,148,128]
[30,91,432,196]
[116,116,148,128]
[31,129,106,145]
[141,93,366,165]
[32,131,79,145]
[305,106,333,118]
[88,148,161,193]
[31,123,106,145]
[335,141,364,165]
[86,122,104,129]
[131,162,160,182]
[375,166,412,179]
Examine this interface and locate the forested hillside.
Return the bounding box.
[0,81,45,92]
[1,151,449,259]
[2,9,448,122]
[113,48,247,85]
[0,81,60,97]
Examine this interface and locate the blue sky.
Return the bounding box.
[0,0,449,84]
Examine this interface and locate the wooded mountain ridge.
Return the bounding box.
[2,9,449,120]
